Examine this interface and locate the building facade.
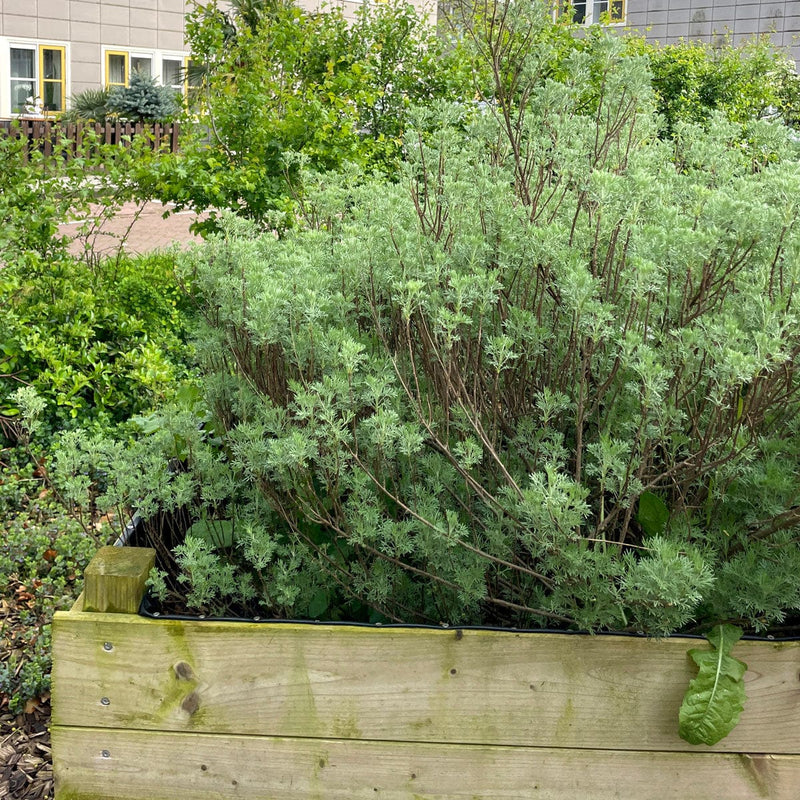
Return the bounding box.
[0,1,797,118]
[0,0,196,116]
[565,1,799,65]
[623,0,800,66]
[0,0,432,118]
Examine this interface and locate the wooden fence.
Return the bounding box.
[51,547,800,799]
[0,119,180,158]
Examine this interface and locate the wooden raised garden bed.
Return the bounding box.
[52,547,800,799]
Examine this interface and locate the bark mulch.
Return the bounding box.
[0,703,52,800]
[1,580,54,800]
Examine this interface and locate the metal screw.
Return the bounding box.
[101,750,111,759]
[103,642,113,652]
[100,697,110,706]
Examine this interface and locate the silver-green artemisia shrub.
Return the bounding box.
[57,6,800,634]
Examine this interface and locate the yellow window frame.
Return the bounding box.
[105,50,129,88]
[39,45,66,114]
[608,0,625,23]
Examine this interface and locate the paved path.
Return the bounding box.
[58,200,208,257]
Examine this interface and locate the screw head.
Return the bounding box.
[103,642,113,652]
[100,697,111,706]
[101,750,111,759]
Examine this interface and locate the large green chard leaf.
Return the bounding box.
[679,624,748,746]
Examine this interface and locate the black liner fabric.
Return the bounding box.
[119,512,800,642]
[136,592,798,642]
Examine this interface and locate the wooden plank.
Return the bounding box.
[82,547,155,613]
[51,726,800,800]
[51,611,800,753]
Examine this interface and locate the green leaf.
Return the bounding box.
[636,491,669,536]
[307,590,330,619]
[679,624,748,746]
[186,519,235,550]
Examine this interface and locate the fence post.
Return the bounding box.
[82,546,156,614]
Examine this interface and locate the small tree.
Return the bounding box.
[108,71,180,122]
[60,88,112,123]
[151,0,473,226]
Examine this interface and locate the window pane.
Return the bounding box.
[11,79,36,112]
[572,1,586,23]
[43,48,63,80]
[132,56,152,76]
[162,59,182,87]
[11,48,35,79]
[108,53,126,85]
[43,80,63,112]
[610,0,624,20]
[593,0,608,20]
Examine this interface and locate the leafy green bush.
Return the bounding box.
[0,131,195,439]
[60,87,112,123]
[627,35,800,134]
[149,0,473,227]
[1,250,194,438]
[0,456,101,714]
[56,4,800,636]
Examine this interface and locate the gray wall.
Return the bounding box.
[625,0,800,67]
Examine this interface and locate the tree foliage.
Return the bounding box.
[152,0,473,226]
[627,35,800,134]
[0,132,192,439]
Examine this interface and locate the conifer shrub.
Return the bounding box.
[56,5,800,635]
[108,71,180,122]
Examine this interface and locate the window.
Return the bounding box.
[558,0,625,25]
[131,55,153,77]
[10,44,65,114]
[106,50,128,88]
[162,58,183,95]
[10,47,36,114]
[40,47,65,111]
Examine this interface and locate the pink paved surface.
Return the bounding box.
[59,200,209,257]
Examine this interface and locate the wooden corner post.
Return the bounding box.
[82,546,156,613]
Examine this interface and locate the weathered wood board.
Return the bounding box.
[52,727,800,800]
[51,548,800,800]
[52,609,800,753]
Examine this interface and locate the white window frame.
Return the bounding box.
[160,54,186,96]
[1,37,69,117]
[555,0,626,26]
